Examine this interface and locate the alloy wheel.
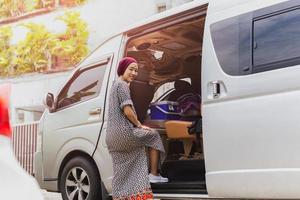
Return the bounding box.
[65,167,90,200]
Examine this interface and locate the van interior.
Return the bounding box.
[126,11,207,194]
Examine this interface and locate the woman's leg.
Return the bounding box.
[149,148,159,175]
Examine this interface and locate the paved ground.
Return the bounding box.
[42,190,162,200]
[42,190,213,200]
[42,190,62,200]
[42,191,160,200]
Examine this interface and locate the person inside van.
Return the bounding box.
[168,79,193,101]
[169,79,201,120]
[106,57,168,200]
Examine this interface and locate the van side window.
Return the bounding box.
[211,1,300,75]
[56,62,108,110]
[253,8,300,73]
[210,14,252,76]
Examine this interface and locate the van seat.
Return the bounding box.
[165,120,195,157]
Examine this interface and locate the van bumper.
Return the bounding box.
[34,151,45,188]
[35,151,59,191]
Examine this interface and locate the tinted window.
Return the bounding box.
[211,17,240,75]
[211,14,252,76]
[211,1,300,75]
[57,62,108,109]
[253,8,300,72]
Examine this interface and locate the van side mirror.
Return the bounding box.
[44,93,55,111]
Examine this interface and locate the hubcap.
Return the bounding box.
[65,167,90,200]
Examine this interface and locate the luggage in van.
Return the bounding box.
[150,101,181,120]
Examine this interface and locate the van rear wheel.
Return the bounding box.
[60,156,102,200]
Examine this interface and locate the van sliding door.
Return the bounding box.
[203,1,300,199]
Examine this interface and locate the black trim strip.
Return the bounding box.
[92,54,115,157]
[254,6,300,21]
[92,37,123,157]
[44,178,57,181]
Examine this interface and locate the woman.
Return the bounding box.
[106,57,168,200]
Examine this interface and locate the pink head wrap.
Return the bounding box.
[117,57,137,76]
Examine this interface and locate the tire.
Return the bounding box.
[60,156,102,200]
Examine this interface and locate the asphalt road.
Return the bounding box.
[42,190,163,200]
[41,190,214,200]
[42,190,62,200]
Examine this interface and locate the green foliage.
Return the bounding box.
[75,0,87,5]
[13,23,56,74]
[0,11,89,77]
[0,0,87,19]
[0,0,39,19]
[53,11,89,66]
[0,0,20,19]
[34,0,54,9]
[0,26,13,76]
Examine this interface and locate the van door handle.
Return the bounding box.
[212,81,221,98]
[89,108,101,115]
[208,81,226,99]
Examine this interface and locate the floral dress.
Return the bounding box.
[106,78,165,200]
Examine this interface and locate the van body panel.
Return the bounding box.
[43,179,58,192]
[93,122,113,193]
[207,169,300,199]
[54,137,96,171]
[126,3,208,38]
[203,0,300,198]
[42,138,95,191]
[42,58,113,181]
[38,0,300,198]
[208,0,287,20]
[42,34,122,184]
[120,0,209,36]
[42,92,105,180]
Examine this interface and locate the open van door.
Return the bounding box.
[203,1,300,199]
[41,54,113,191]
[41,35,124,197]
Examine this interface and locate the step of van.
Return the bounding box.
[161,159,206,181]
[151,181,207,194]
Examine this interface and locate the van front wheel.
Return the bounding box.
[60,156,102,200]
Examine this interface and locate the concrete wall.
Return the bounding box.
[155,0,193,10]
[2,71,70,124]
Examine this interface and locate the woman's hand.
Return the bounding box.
[123,106,152,130]
[141,125,151,130]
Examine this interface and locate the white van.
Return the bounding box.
[35,0,300,199]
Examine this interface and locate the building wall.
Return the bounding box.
[155,0,194,10]
[3,71,70,124]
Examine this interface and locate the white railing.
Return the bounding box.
[12,122,39,176]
